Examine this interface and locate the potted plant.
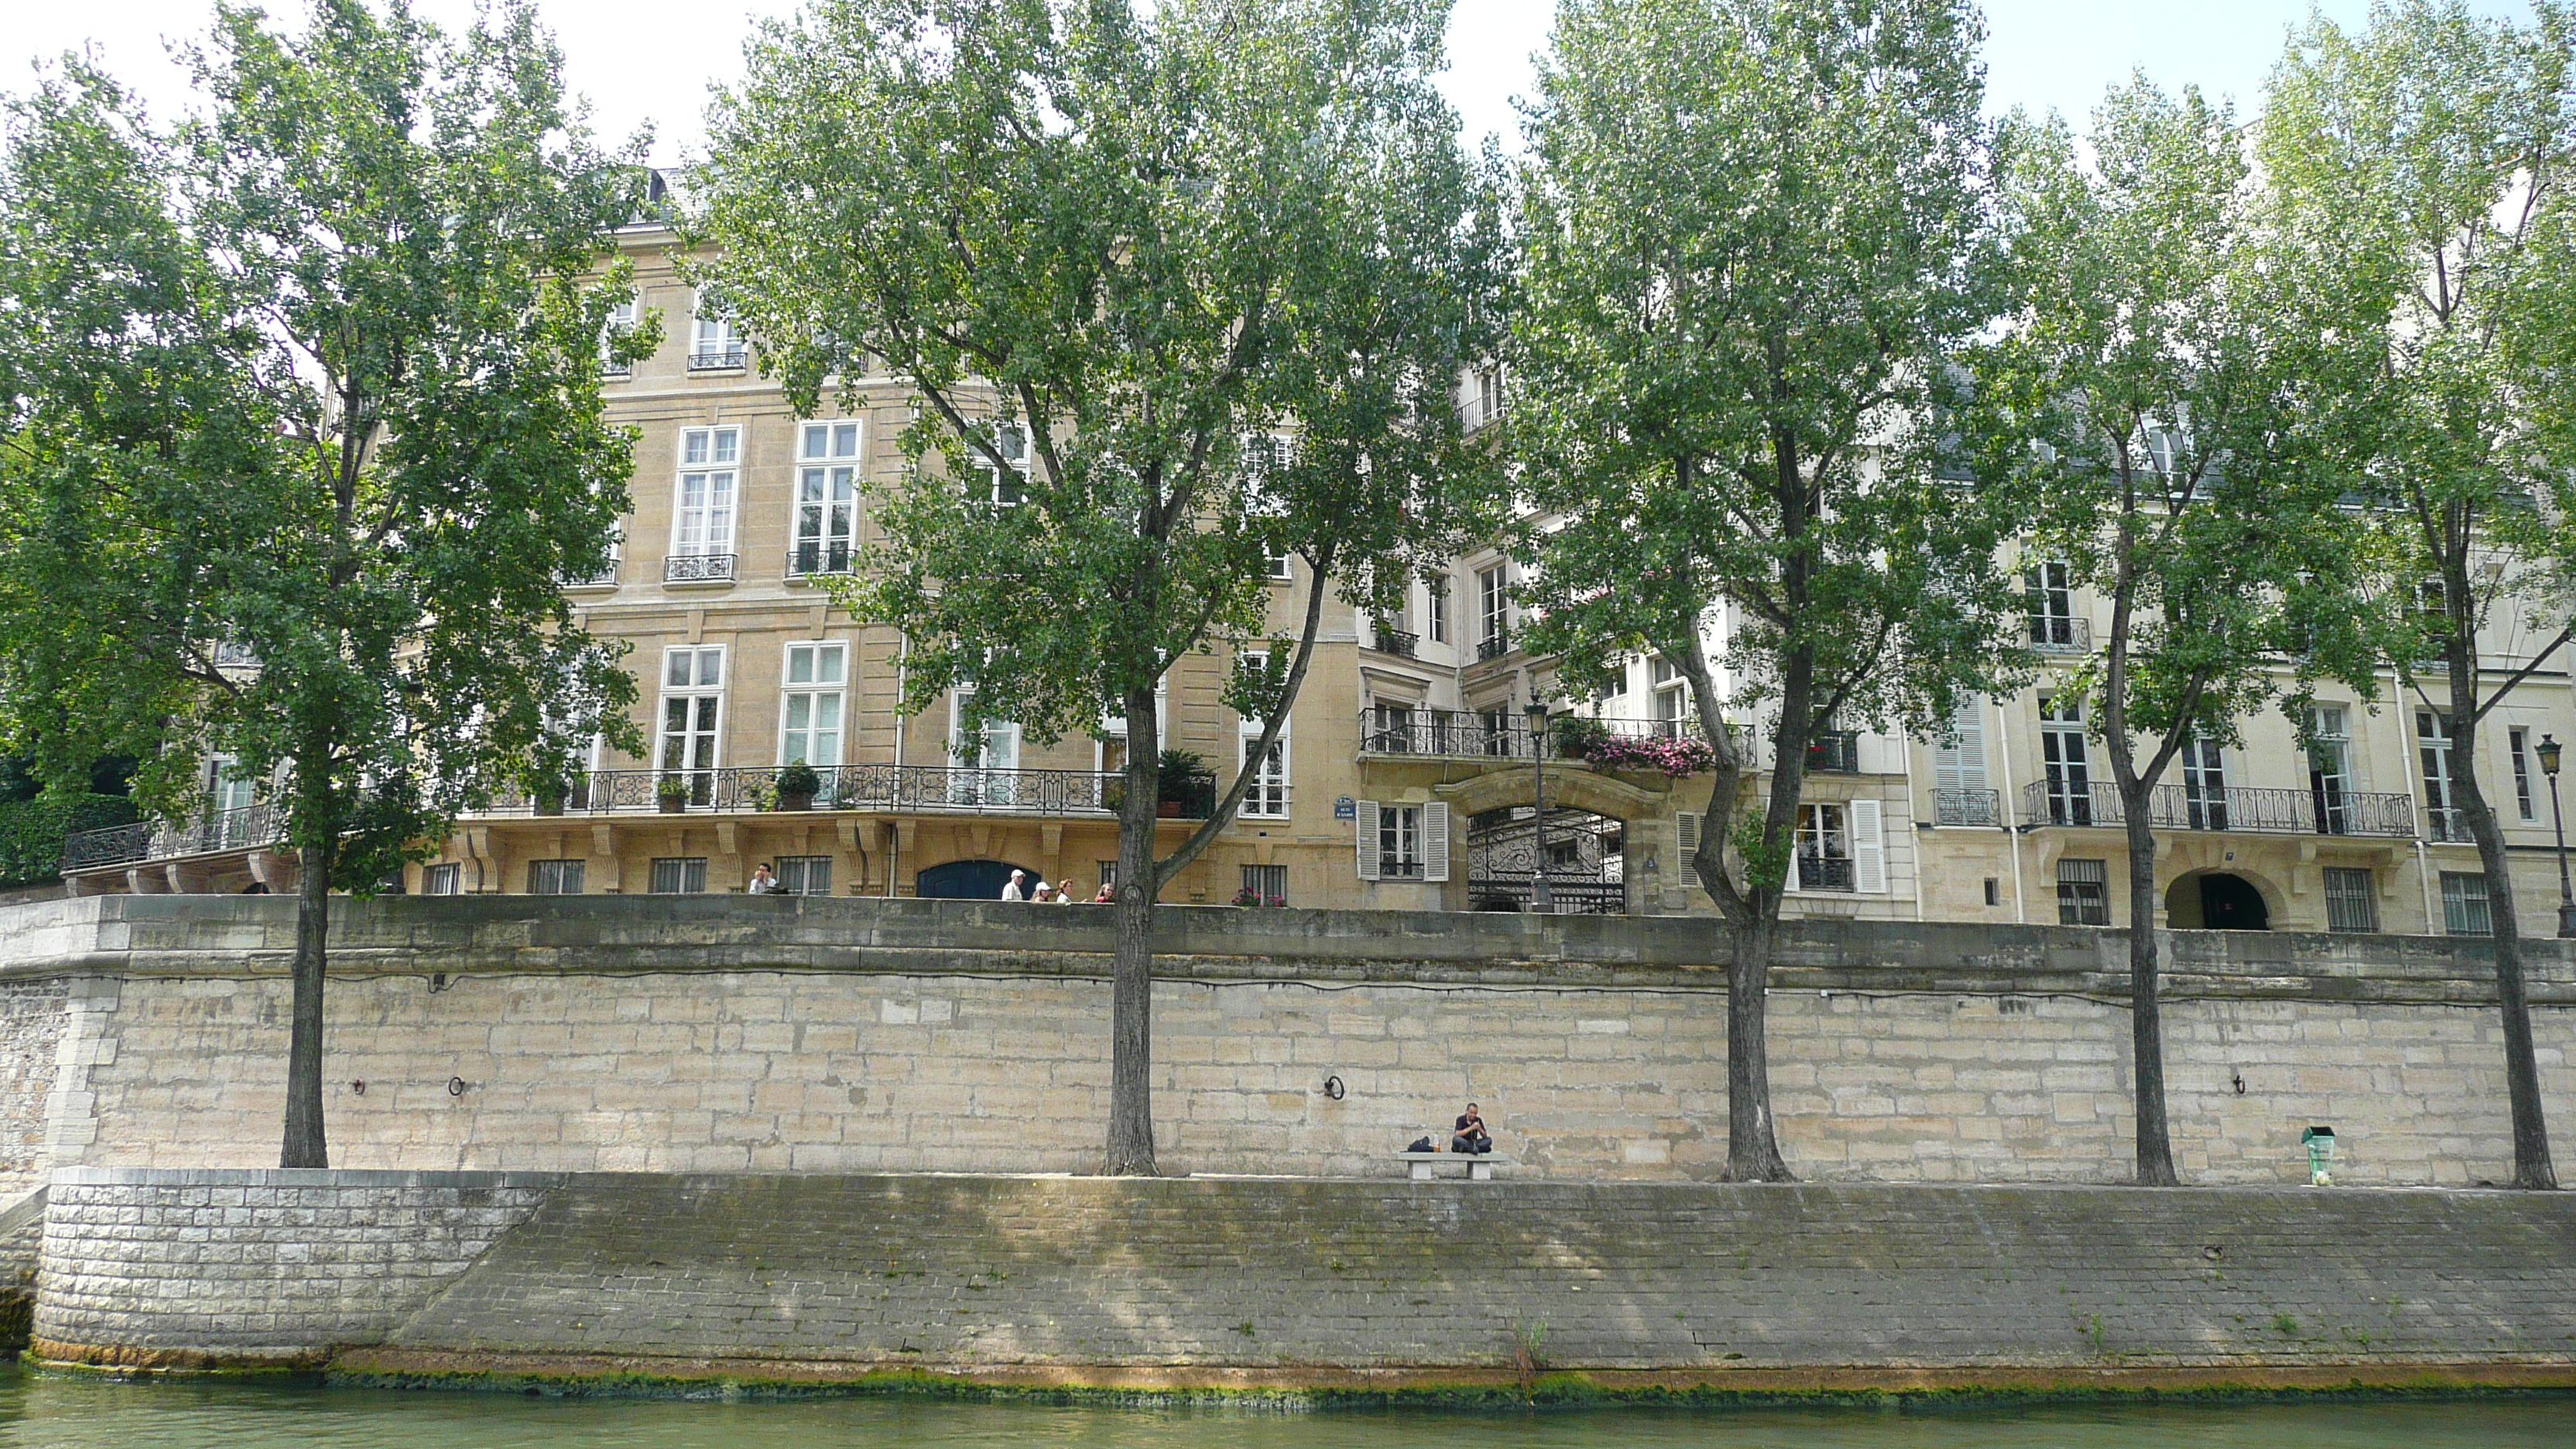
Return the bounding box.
[1552,715,1610,760]
[1232,886,1262,906]
[656,774,693,814]
[1156,748,1208,818]
[529,769,571,817]
[775,762,822,811]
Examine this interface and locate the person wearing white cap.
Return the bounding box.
[1001,868,1026,901]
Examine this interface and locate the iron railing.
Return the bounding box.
[562,563,621,587]
[688,344,748,371]
[2021,779,2416,837]
[1467,878,1627,915]
[1933,787,2002,827]
[1477,632,1512,661]
[2029,615,2091,653]
[789,541,855,577]
[1371,623,1419,658]
[1805,731,1862,774]
[663,552,737,584]
[2424,807,2475,842]
[477,765,1218,820]
[1358,711,1711,761]
[1794,855,1857,892]
[62,803,283,872]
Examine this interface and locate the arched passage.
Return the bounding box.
[1466,806,1626,913]
[2165,870,2273,930]
[916,858,1044,900]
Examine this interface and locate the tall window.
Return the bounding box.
[975,423,1028,505]
[600,298,638,375]
[1650,657,1690,738]
[2057,858,2109,925]
[2308,705,2352,835]
[948,683,1019,803]
[659,646,725,792]
[2510,726,2537,820]
[2180,735,2228,831]
[650,857,709,895]
[1934,707,1992,826]
[1242,435,1293,580]
[673,427,740,564]
[793,422,861,575]
[528,859,584,896]
[1238,653,1288,818]
[2441,871,2492,937]
[1794,803,1852,892]
[780,642,847,766]
[2324,866,2378,933]
[2040,697,2091,825]
[1377,804,1424,879]
[2418,710,2462,840]
[1473,365,1503,427]
[776,856,834,896]
[1478,565,1510,654]
[2026,561,2078,647]
[690,289,742,368]
[1426,576,1449,643]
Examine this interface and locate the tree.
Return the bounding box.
[0,0,647,1167]
[692,0,1498,1175]
[2261,0,2576,1190]
[1964,81,2378,1185]
[1508,0,2023,1180]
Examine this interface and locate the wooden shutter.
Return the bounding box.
[1423,801,1450,883]
[1355,800,1380,880]
[1852,798,1886,894]
[1676,811,1700,866]
[1934,708,1986,792]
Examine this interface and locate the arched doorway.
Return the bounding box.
[1466,806,1626,913]
[916,858,1043,900]
[2165,871,2270,930]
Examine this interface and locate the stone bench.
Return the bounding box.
[1396,1152,1506,1181]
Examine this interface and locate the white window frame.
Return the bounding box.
[690,289,743,368]
[2510,725,2537,821]
[1478,564,1509,649]
[949,683,1021,804]
[658,645,727,782]
[779,641,848,767]
[673,427,741,560]
[1237,652,1289,819]
[2419,709,2461,839]
[975,422,1029,505]
[423,862,462,896]
[792,421,862,575]
[600,298,639,374]
[1378,804,1423,879]
[2040,696,2091,824]
[1426,575,1450,643]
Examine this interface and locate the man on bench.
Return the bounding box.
[1451,1102,1492,1156]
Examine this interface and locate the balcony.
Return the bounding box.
[2020,779,2416,837]
[1805,731,1862,774]
[1477,632,1512,661]
[2028,615,2091,653]
[1933,786,2002,827]
[475,766,1217,820]
[63,803,283,872]
[1794,854,1856,892]
[1370,623,1419,658]
[1358,711,1712,762]
[663,553,737,584]
[688,344,748,372]
[788,541,854,577]
[563,562,621,588]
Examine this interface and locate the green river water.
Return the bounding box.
[0,1372,2569,1449]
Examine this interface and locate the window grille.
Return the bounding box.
[2323,866,2377,933]
[527,859,584,896]
[2057,858,2109,926]
[651,857,708,895]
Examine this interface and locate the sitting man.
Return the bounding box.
[1451,1101,1492,1156]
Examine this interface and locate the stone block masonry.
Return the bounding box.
[32,1168,557,1368]
[0,895,2570,1187]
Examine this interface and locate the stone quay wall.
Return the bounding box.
[0,895,2570,1187]
[32,1167,557,1368]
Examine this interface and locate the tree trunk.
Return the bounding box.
[1102,685,1162,1176]
[2448,717,2558,1190]
[279,839,331,1169]
[1724,916,1790,1180]
[2121,788,2179,1186]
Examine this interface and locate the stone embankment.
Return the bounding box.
[26,1167,2576,1396]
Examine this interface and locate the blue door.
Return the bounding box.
[914,859,1040,900]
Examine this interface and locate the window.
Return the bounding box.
[1377,804,1423,879]
[792,422,861,575]
[2511,727,2537,821]
[2441,871,2492,937]
[974,423,1028,505]
[659,646,725,798]
[1242,435,1293,579]
[2180,735,2228,831]
[690,289,743,368]
[1237,653,1288,818]
[2324,866,2378,933]
[423,863,461,896]
[1934,707,1992,825]
[776,856,834,896]
[2040,697,2091,824]
[1478,565,1510,656]
[2308,705,2352,835]
[1794,803,1852,892]
[527,859,584,896]
[2057,858,2109,926]
[673,427,740,569]
[948,683,1019,803]
[650,857,708,895]
[1473,365,1503,427]
[780,642,847,766]
[1241,864,1287,905]
[1368,700,1416,753]
[1426,576,1449,643]
[1982,877,2000,907]
[1096,859,1118,893]
[2027,561,2079,648]
[600,298,638,375]
[1651,659,1690,738]
[2419,710,2463,840]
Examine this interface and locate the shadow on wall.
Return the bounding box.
[2166,871,2274,930]
[913,859,1043,900]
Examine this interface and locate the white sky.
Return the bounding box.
[7,1,2539,166]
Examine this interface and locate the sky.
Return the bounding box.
[5,1,2540,166]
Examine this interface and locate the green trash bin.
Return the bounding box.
[2300,1125,2335,1186]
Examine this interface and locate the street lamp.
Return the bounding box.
[2540,734,2574,938]
[1526,699,1552,913]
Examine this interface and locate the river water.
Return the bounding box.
[0,1372,2571,1449]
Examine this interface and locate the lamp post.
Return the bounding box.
[1526,699,1552,913]
[2540,734,2574,938]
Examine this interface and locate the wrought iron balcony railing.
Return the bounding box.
[1358,711,1714,762]
[789,541,854,577]
[663,552,737,584]
[1476,632,1512,661]
[475,765,1218,820]
[1805,731,1863,774]
[687,344,748,371]
[2028,615,2092,653]
[1933,786,2002,827]
[1794,855,1857,892]
[62,803,283,872]
[2021,779,2416,837]
[1371,623,1419,658]
[562,562,621,587]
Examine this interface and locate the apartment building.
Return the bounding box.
[56,218,2576,937]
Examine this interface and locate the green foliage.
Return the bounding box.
[0,793,137,889]
[775,762,824,797]
[0,0,649,889]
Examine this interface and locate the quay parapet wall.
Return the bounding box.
[0,895,2570,1190]
[29,1168,2576,1389]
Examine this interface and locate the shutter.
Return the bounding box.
[1852,798,1886,894]
[1934,708,1986,792]
[1355,800,1380,880]
[1675,811,1700,868]
[1423,801,1451,883]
